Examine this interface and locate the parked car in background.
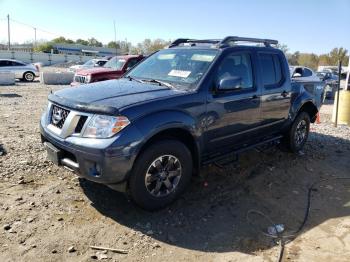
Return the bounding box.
[0,59,39,82]
[41,36,320,210]
[290,66,324,107]
[69,58,108,72]
[290,66,320,82]
[316,71,339,100]
[71,55,144,86]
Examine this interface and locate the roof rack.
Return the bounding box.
[168,38,221,48]
[168,36,278,48]
[219,36,278,47]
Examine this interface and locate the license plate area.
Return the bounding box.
[44,142,62,165]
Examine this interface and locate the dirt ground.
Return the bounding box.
[1,80,350,262]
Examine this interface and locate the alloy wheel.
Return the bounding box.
[295,119,307,145]
[145,155,182,197]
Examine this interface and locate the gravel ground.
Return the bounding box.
[0,81,350,262]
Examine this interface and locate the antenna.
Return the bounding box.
[113,20,117,56]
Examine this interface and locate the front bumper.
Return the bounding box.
[40,120,139,191]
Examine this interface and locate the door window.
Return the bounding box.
[216,53,254,89]
[259,53,284,88]
[0,60,10,67]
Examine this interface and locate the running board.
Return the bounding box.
[202,135,283,166]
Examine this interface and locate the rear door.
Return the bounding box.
[10,61,26,78]
[205,50,262,153]
[258,52,291,132]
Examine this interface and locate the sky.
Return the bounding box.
[0,0,349,54]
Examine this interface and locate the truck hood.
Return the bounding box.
[76,67,121,75]
[49,79,184,115]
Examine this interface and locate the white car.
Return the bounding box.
[290,66,320,82]
[69,59,108,72]
[0,59,40,82]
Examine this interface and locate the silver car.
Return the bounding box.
[0,59,40,82]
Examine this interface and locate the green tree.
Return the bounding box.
[136,38,171,54]
[107,41,120,49]
[287,51,300,66]
[328,47,348,65]
[276,43,289,55]
[87,37,103,47]
[298,53,319,70]
[52,36,74,44]
[34,42,54,53]
[76,38,89,46]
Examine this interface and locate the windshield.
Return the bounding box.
[126,49,218,88]
[104,57,126,70]
[83,59,95,66]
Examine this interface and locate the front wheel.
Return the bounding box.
[129,140,193,211]
[284,112,310,153]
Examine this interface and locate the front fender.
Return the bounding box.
[134,109,200,142]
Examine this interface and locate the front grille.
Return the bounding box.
[74,75,86,83]
[51,105,70,129]
[74,116,88,133]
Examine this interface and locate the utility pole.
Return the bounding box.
[346,55,350,91]
[334,60,342,127]
[34,27,37,49]
[7,14,10,50]
[113,20,117,56]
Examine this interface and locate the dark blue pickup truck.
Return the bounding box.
[40,36,319,210]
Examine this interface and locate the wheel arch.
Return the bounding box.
[134,127,201,176]
[297,101,318,123]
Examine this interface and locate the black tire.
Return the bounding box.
[284,111,310,153]
[23,72,35,82]
[129,140,193,211]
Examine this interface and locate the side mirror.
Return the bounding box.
[94,63,100,67]
[293,72,302,78]
[217,76,242,91]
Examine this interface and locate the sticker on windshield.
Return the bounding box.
[168,69,191,78]
[158,54,175,60]
[191,54,215,62]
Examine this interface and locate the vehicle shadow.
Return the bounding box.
[0,93,22,98]
[80,130,350,254]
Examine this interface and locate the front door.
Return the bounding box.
[205,51,262,153]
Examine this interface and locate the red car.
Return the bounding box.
[71,55,144,86]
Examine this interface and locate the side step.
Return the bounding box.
[202,135,283,166]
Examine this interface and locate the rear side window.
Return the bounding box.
[303,68,313,77]
[259,53,283,88]
[127,58,139,69]
[11,61,24,66]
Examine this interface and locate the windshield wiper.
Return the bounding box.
[141,79,174,89]
[125,75,143,83]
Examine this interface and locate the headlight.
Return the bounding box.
[83,115,130,138]
[85,75,91,83]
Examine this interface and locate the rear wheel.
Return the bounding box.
[284,112,310,153]
[23,72,35,82]
[129,140,193,211]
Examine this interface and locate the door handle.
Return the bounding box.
[281,91,288,97]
